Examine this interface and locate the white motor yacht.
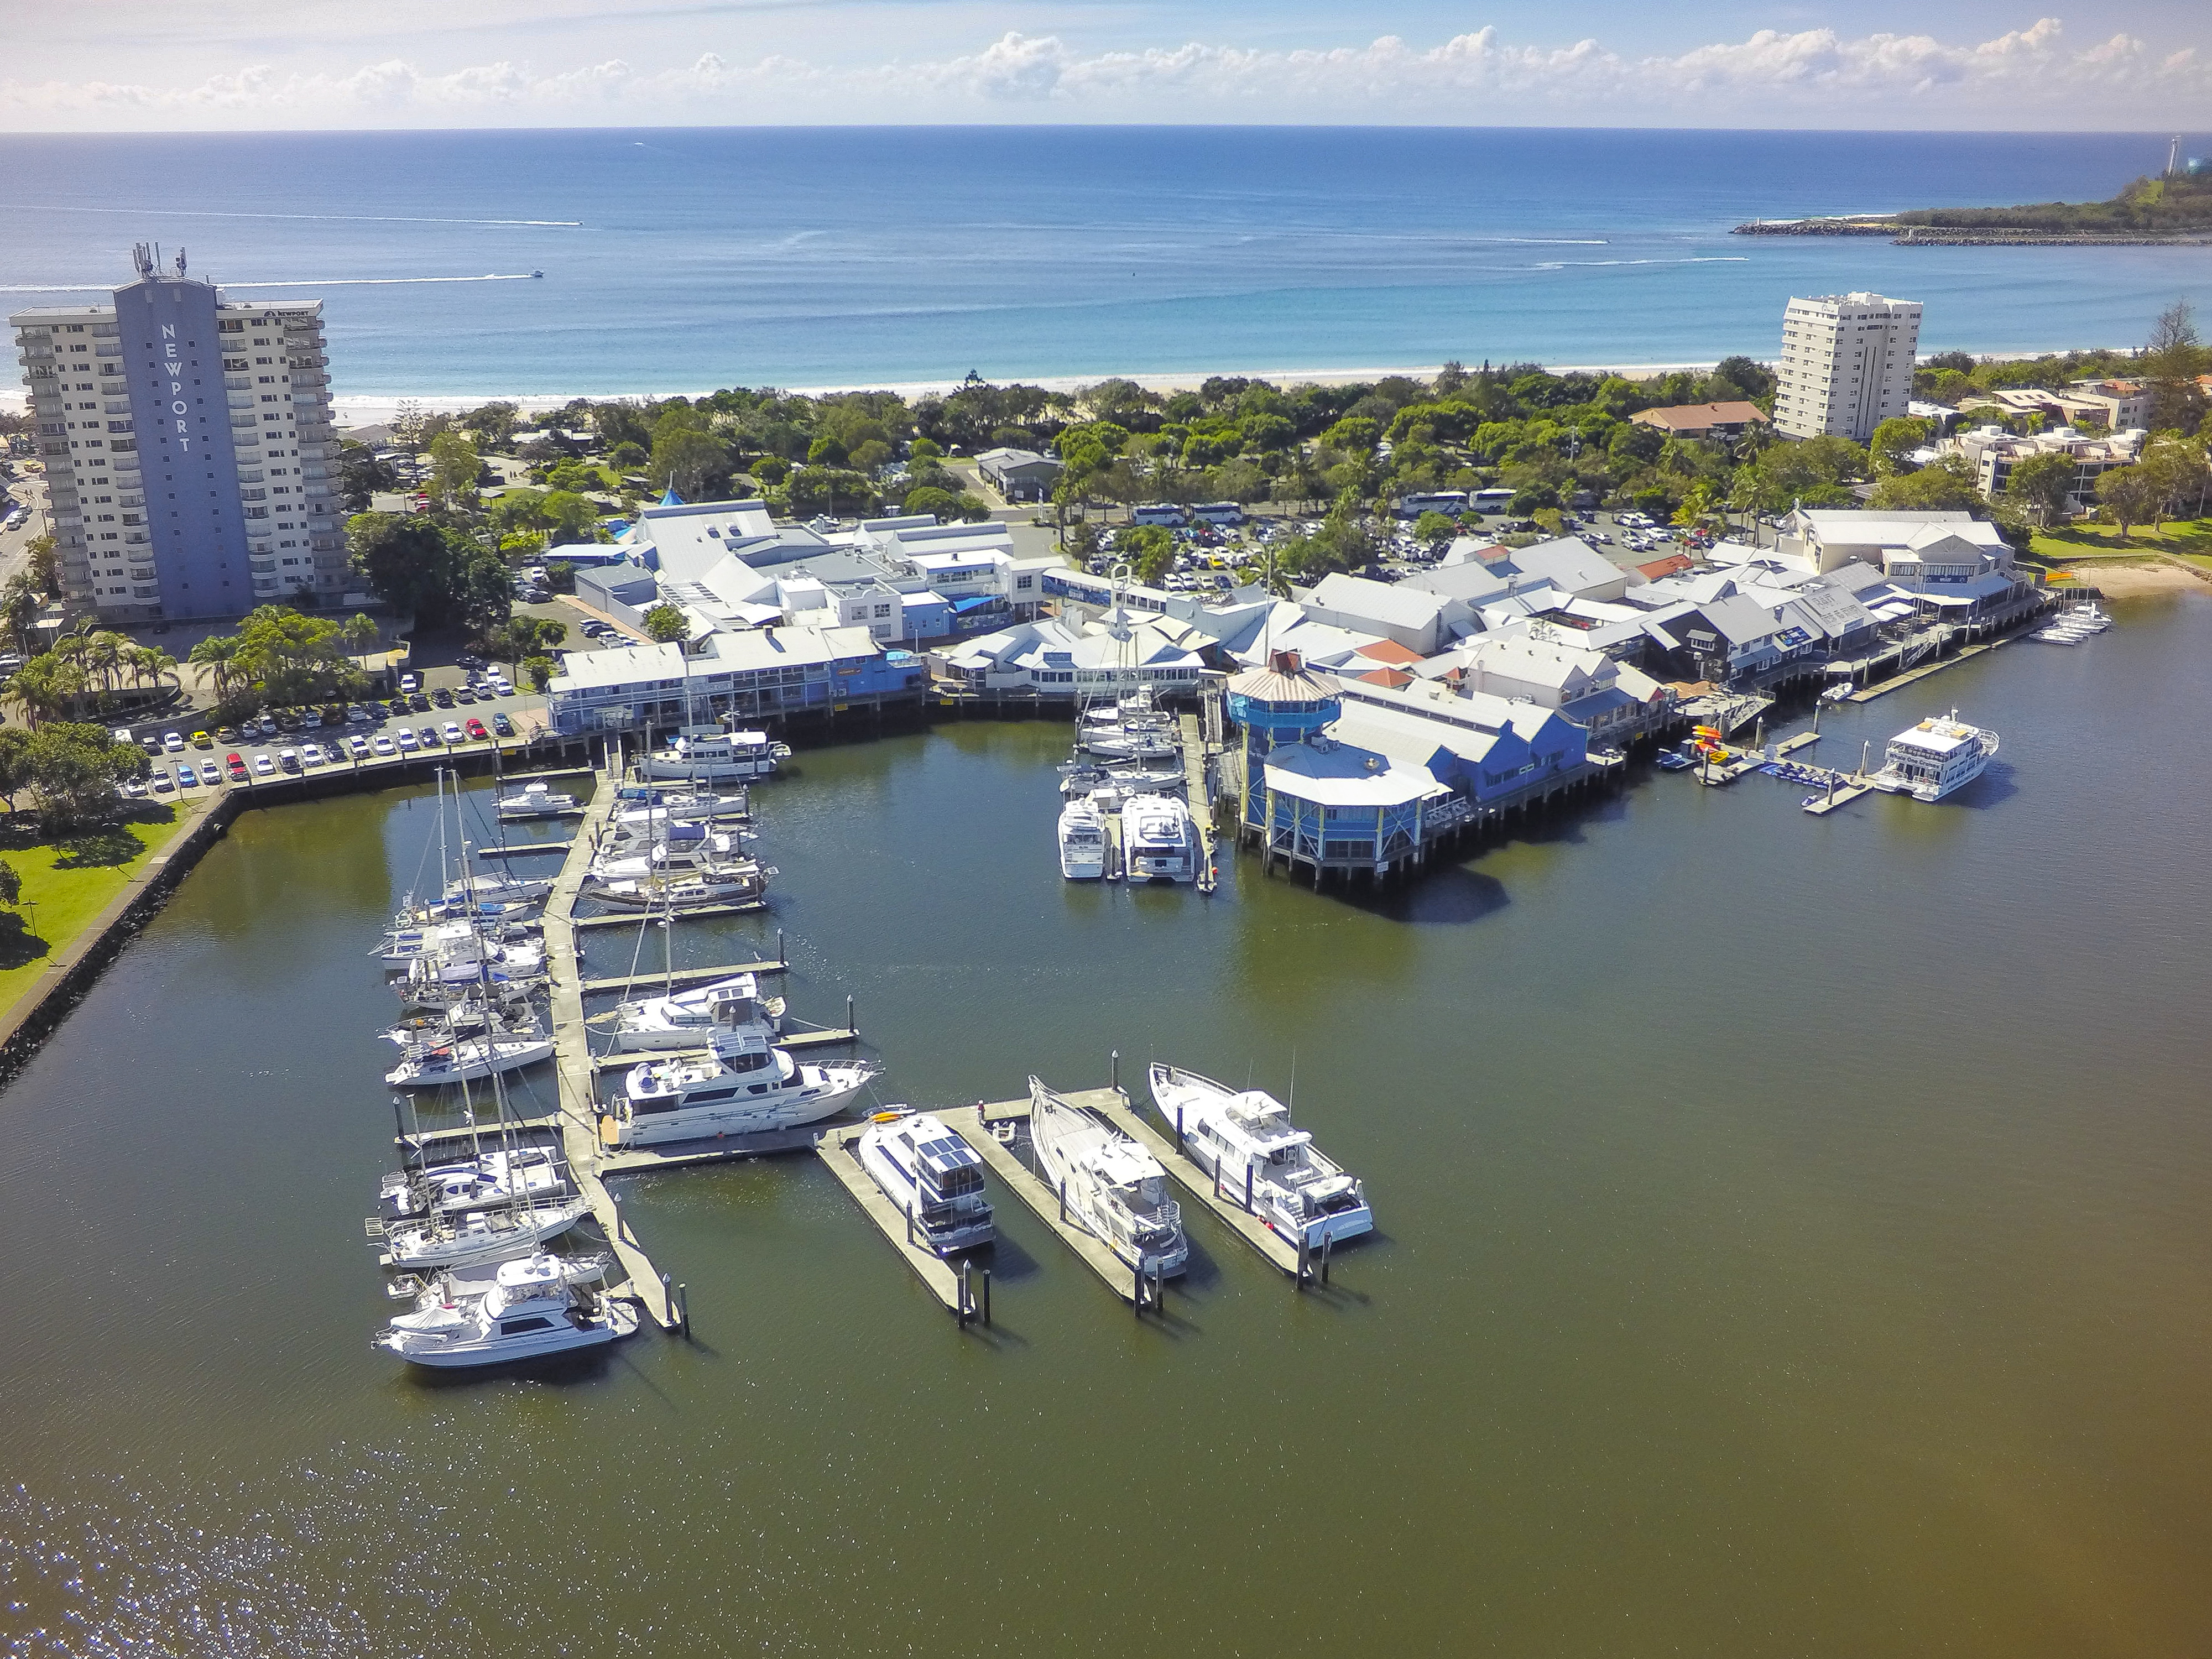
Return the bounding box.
[397,953,547,1008]
[1079,726,1181,763]
[608,1027,872,1147]
[1147,1063,1373,1249]
[855,1110,995,1254]
[637,725,789,782]
[374,1253,639,1369]
[1120,794,1198,883]
[374,1193,592,1271]
[591,972,786,1053]
[378,1146,567,1223]
[384,1024,558,1088]
[496,781,582,819]
[387,1249,611,1305]
[1868,709,1999,802]
[1058,796,1107,880]
[1027,1076,1187,1277]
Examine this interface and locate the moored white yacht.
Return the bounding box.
[378,1145,568,1223]
[855,1110,995,1254]
[590,972,786,1053]
[1868,709,1999,802]
[374,1253,639,1369]
[1147,1063,1373,1249]
[1120,793,1198,883]
[496,781,581,819]
[1027,1076,1187,1277]
[607,1027,872,1147]
[383,1022,558,1088]
[376,916,540,967]
[374,1193,592,1271]
[637,724,789,782]
[1058,796,1107,880]
[591,865,769,911]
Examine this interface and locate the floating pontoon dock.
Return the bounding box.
[1091,1090,1306,1277]
[816,1123,989,1321]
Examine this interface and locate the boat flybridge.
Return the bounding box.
[607,1026,872,1147]
[1147,1063,1373,1249]
[1868,709,1999,802]
[638,724,789,782]
[1027,1076,1187,1277]
[1058,796,1108,880]
[856,1109,995,1254]
[589,971,787,1053]
[374,1252,639,1369]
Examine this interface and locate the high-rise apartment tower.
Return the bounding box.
[10,246,343,622]
[1773,291,1922,447]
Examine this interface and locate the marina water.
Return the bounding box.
[5,127,2210,393]
[3,590,2209,1654]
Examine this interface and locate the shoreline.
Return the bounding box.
[2,346,2122,426]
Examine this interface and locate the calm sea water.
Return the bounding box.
[3,592,2210,1655]
[4,127,2209,394]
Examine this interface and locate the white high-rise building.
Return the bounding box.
[11,245,343,623]
[1773,291,1922,447]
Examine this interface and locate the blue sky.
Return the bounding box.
[4,3,2209,129]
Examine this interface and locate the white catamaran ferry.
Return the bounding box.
[1869,710,1999,802]
[1147,1063,1373,1249]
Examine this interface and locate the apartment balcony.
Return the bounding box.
[104,401,131,415]
[227,393,255,408]
[131,585,161,601]
[128,566,156,583]
[90,323,117,337]
[123,531,150,545]
[18,347,53,363]
[224,375,251,390]
[240,488,267,502]
[249,559,278,576]
[121,513,143,526]
[119,495,144,508]
[95,344,121,357]
[243,507,270,520]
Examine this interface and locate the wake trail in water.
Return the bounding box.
[1,274,542,291]
[1,202,580,227]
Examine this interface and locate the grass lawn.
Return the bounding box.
[2030,518,2212,562]
[0,802,198,1020]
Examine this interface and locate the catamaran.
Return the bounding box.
[1147,1063,1373,1249]
[606,1027,873,1147]
[1027,1076,1187,1277]
[374,1253,638,1369]
[855,1110,995,1254]
[1868,710,1999,802]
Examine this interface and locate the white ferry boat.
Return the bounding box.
[855,1110,995,1254]
[637,725,789,782]
[607,1027,872,1146]
[1147,1063,1373,1249]
[1027,1076,1187,1277]
[374,1253,638,1369]
[1058,796,1107,880]
[1121,794,1198,883]
[1869,710,1999,802]
[592,971,786,1053]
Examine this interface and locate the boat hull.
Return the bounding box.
[378,1301,639,1368]
[613,1063,872,1146]
[385,1035,557,1088]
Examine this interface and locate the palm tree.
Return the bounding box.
[85,630,126,693]
[342,613,379,671]
[145,648,179,693]
[188,635,241,703]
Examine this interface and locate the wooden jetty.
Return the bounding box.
[477,839,573,858]
[941,1093,1164,1310]
[1089,1089,1305,1277]
[572,900,769,930]
[578,959,786,997]
[539,766,680,1331]
[597,1123,823,1174]
[396,1112,562,1148]
[495,765,597,784]
[1178,712,1219,894]
[816,1121,988,1322]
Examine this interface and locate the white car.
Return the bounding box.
[253,754,275,777]
[372,734,396,755]
[395,728,420,751]
[348,734,370,756]
[151,770,174,792]
[442,722,464,744]
[400,672,419,693]
[162,731,184,753]
[301,743,326,768]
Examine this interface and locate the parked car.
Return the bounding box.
[348,734,370,757]
[152,769,175,793]
[419,726,442,747]
[441,722,464,745]
[491,712,514,737]
[140,736,162,756]
[278,749,301,773]
[163,731,184,753]
[430,688,455,708]
[191,731,212,749]
[465,718,488,741]
[174,763,197,787]
[457,652,486,671]
[226,753,247,781]
[399,672,419,693]
[300,743,326,768]
[253,754,276,778]
[396,728,420,751]
[372,734,396,755]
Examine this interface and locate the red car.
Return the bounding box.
[465,718,489,741]
[225,752,248,782]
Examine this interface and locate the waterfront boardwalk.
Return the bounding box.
[1848,632,2021,702]
[1178,712,1218,894]
[1089,1089,1305,1277]
[815,1122,974,1317]
[540,763,678,1331]
[942,1094,1155,1307]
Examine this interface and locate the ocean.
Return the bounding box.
[3,126,2209,398]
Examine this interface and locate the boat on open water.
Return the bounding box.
[1868,710,1999,802]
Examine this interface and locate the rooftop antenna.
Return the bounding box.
[131,242,154,278]
[174,246,187,277]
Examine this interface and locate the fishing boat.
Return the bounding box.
[383,1022,557,1088]
[1058,796,1108,880]
[1026,1076,1187,1277]
[606,1027,872,1147]
[495,781,581,819]
[590,971,786,1052]
[855,1110,995,1254]
[374,1253,638,1369]
[1120,793,1198,883]
[1867,709,1999,802]
[636,724,789,782]
[1146,1063,1373,1249]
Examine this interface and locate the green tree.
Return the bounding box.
[1321,416,1380,455]
[1866,455,1983,512]
[2142,299,2210,433]
[642,604,690,643]
[25,535,61,596]
[0,727,33,814]
[651,427,732,499]
[1118,525,1177,586]
[1412,511,1458,544]
[1869,417,1931,477]
[24,721,148,830]
[426,430,482,507]
[2095,464,2160,538]
[521,654,557,692]
[347,512,459,617]
[2140,435,2211,526]
[0,856,17,909]
[2003,451,2078,526]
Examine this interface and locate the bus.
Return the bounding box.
[1190,502,1246,526]
[1470,488,1514,512]
[1130,503,1187,526]
[1395,491,1469,519]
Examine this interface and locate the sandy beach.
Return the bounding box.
[2054,557,2212,597]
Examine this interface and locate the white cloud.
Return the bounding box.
[3,17,2208,127]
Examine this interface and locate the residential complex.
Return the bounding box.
[9,246,342,622]
[1773,291,1921,446]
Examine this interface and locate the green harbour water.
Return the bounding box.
[3,592,2209,1656]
